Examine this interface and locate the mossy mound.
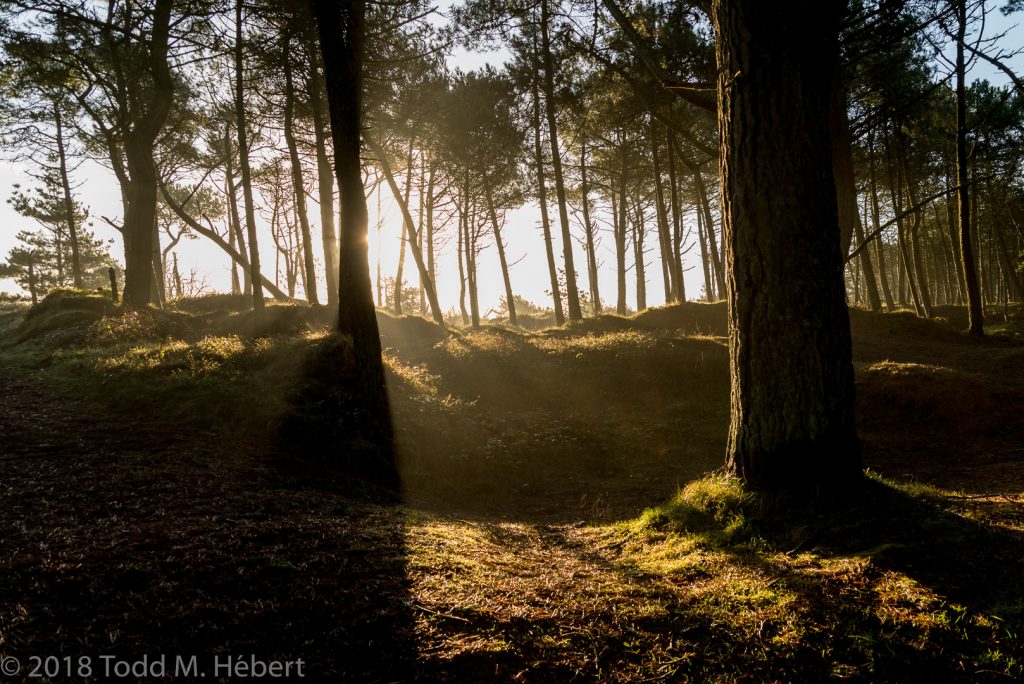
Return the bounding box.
[632,301,728,335]
[541,314,638,338]
[168,292,255,316]
[14,290,116,344]
[216,304,313,338]
[376,311,447,349]
[513,312,558,331]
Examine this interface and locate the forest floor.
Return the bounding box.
[0,293,1023,682]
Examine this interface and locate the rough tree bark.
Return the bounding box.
[121,0,174,308]
[714,0,861,492]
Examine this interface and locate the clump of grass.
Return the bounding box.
[89,307,196,344]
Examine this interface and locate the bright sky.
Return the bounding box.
[2,6,1023,316]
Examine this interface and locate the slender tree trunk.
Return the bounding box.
[54,103,83,288]
[426,163,436,296]
[650,122,676,303]
[540,0,582,321]
[886,136,924,315]
[615,150,628,314]
[305,24,338,305]
[632,197,647,311]
[393,139,414,314]
[458,178,469,325]
[485,182,517,326]
[224,125,251,296]
[467,194,480,329]
[417,154,426,314]
[365,136,444,326]
[955,0,983,335]
[580,140,601,314]
[151,215,165,306]
[283,30,319,305]
[235,0,264,310]
[902,162,932,317]
[666,131,686,302]
[27,252,37,305]
[160,183,291,299]
[693,168,725,299]
[714,0,860,492]
[696,202,714,302]
[532,74,564,324]
[868,133,895,310]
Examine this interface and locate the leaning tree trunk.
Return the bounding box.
[485,182,517,327]
[364,135,445,327]
[714,0,860,492]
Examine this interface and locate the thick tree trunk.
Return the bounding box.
[714,0,860,492]
[121,0,174,309]
[309,0,395,488]
[540,0,583,321]
[235,0,264,311]
[283,31,319,305]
